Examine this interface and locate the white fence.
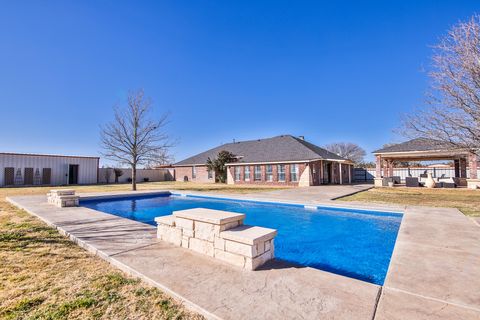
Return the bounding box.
[98,168,174,184]
[354,167,480,182]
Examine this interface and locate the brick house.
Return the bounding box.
[172,135,354,186]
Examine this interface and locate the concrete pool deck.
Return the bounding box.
[7,190,480,320]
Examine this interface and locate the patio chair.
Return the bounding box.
[406,177,420,187]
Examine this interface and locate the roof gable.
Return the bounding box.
[174,135,347,166]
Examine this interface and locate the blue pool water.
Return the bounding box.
[81,194,402,285]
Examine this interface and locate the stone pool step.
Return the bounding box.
[155,208,277,270]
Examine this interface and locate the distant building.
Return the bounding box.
[172,135,354,186]
[0,152,99,187]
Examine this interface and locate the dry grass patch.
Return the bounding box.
[339,187,480,216]
[0,181,286,201]
[0,200,203,320]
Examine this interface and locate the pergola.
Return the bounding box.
[372,138,479,189]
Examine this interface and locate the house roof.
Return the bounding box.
[372,138,456,154]
[174,135,348,166]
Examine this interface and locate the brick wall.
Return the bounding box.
[174,165,215,183]
[228,163,307,186]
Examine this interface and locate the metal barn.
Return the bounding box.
[0,153,99,187]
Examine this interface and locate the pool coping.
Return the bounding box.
[7,189,480,319]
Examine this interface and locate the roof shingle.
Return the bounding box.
[174,135,347,166]
[373,138,454,154]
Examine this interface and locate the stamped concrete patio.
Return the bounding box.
[7,188,480,320]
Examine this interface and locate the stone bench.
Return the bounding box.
[155,208,277,270]
[47,189,79,207]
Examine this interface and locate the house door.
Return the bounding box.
[69,165,79,184]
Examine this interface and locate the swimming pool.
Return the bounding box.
[81,193,402,285]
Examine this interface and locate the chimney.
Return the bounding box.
[298,136,305,140]
[233,138,236,143]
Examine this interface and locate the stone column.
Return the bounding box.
[388,160,394,177]
[469,153,478,179]
[374,155,383,187]
[375,155,382,178]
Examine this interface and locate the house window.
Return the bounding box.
[208,169,213,179]
[254,165,262,181]
[244,166,251,181]
[290,164,299,182]
[278,164,285,182]
[266,165,273,181]
[234,167,241,181]
[192,166,196,179]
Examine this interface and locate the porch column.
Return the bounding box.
[348,164,352,184]
[375,155,382,178]
[339,163,343,185]
[320,160,324,184]
[469,153,478,179]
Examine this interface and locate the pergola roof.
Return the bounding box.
[373,138,472,161]
[373,138,454,154]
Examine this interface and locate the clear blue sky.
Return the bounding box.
[1,1,478,165]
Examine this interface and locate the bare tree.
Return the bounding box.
[113,168,124,183]
[324,142,366,163]
[101,89,172,190]
[401,15,480,153]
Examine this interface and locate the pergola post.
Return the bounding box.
[383,159,389,177]
[374,155,383,187]
[375,155,382,178]
[388,160,394,177]
[467,153,479,189]
[469,153,478,179]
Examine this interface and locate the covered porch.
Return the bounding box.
[373,139,479,189]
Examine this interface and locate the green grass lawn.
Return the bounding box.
[0,181,282,319]
[339,187,480,217]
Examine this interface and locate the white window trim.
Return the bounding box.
[234,167,241,181]
[278,164,286,182]
[244,166,251,181]
[290,164,299,182]
[266,165,273,182]
[254,165,262,181]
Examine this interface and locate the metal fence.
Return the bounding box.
[354,167,479,182]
